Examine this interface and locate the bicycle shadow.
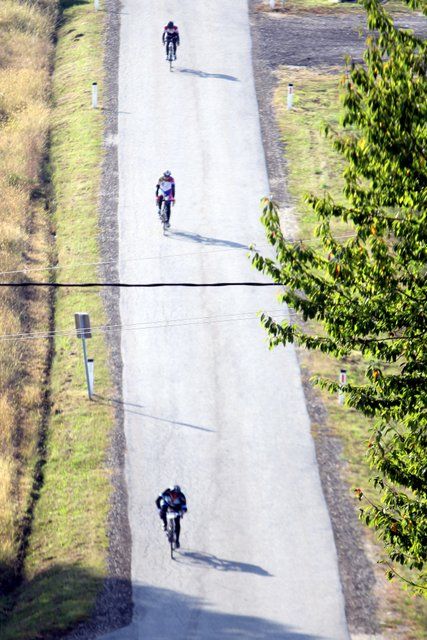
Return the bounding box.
[179,68,239,82]
[170,229,249,250]
[177,550,273,576]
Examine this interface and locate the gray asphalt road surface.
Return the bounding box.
[101,1,350,638]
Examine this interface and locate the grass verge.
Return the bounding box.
[274,66,427,638]
[255,0,361,13]
[272,66,346,238]
[1,1,116,637]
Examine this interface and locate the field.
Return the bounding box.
[0,0,57,602]
[0,1,116,638]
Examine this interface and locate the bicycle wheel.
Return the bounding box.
[167,519,175,559]
[167,42,173,71]
[161,202,168,233]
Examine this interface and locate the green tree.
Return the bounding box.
[252,0,427,591]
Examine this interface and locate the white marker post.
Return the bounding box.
[287,83,294,110]
[92,82,98,109]
[269,0,276,8]
[94,0,99,11]
[88,358,94,397]
[338,368,347,405]
[75,313,93,400]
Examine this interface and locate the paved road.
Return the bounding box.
[101,1,349,639]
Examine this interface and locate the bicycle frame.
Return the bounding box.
[166,511,179,559]
[159,200,169,234]
[166,41,174,71]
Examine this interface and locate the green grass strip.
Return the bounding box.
[1,2,114,637]
[273,67,346,237]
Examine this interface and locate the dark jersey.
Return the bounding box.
[156,488,187,513]
[162,25,180,45]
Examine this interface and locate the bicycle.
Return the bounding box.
[166,40,175,71]
[166,510,182,559]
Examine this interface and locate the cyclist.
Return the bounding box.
[162,21,180,60]
[156,485,187,549]
[156,170,175,228]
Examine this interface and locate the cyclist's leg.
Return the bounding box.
[165,201,171,224]
[160,506,167,530]
[174,516,181,545]
[157,195,163,217]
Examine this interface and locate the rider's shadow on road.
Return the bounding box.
[178,550,273,576]
[171,229,249,250]
[179,68,239,82]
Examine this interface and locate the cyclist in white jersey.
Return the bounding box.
[155,170,175,228]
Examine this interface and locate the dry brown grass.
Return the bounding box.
[0,0,57,593]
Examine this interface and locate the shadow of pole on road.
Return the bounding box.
[93,396,215,433]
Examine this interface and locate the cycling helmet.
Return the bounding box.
[167,21,174,28]
[169,484,181,493]
[163,170,171,177]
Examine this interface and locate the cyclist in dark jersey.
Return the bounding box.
[156,485,187,548]
[162,21,180,60]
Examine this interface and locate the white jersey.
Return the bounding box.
[158,179,174,200]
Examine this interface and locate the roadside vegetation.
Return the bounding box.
[257,0,423,13]
[0,0,57,602]
[273,66,427,638]
[262,3,427,640]
[256,0,361,12]
[1,1,115,638]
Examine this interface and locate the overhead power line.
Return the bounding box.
[0,308,294,342]
[0,281,282,288]
[0,245,254,277]
[0,233,355,278]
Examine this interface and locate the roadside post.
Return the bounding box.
[87,358,94,396]
[338,368,347,405]
[92,82,98,108]
[287,83,294,110]
[269,0,275,8]
[94,0,99,11]
[75,313,93,400]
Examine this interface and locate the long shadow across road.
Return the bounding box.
[179,68,239,82]
[171,229,249,249]
[93,395,215,432]
[102,584,329,640]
